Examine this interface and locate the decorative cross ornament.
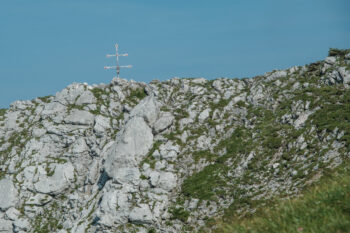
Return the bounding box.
[104,43,132,78]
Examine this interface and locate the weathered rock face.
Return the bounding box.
[0,49,350,232]
[33,163,75,195]
[104,116,153,183]
[0,178,17,211]
[65,109,95,126]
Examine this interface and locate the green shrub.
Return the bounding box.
[129,88,147,100]
[169,207,190,222]
[38,95,53,103]
[0,109,6,116]
[236,100,246,108]
[328,48,350,57]
[182,164,227,201]
[210,98,230,110]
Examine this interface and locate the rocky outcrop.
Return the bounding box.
[33,163,75,195]
[104,116,152,183]
[0,178,17,211]
[0,49,349,232]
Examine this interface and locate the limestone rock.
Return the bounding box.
[153,112,174,133]
[26,193,52,206]
[338,67,350,84]
[3,112,20,130]
[0,219,13,232]
[13,217,30,232]
[159,142,179,161]
[325,56,336,64]
[157,172,177,191]
[294,111,313,129]
[265,70,287,81]
[129,204,153,224]
[149,171,160,187]
[104,116,153,183]
[71,138,88,154]
[41,101,67,117]
[94,115,111,137]
[0,50,350,232]
[0,178,18,211]
[65,109,95,125]
[198,109,210,123]
[5,207,20,221]
[34,163,75,195]
[75,90,96,105]
[129,96,160,126]
[55,83,87,105]
[190,78,207,84]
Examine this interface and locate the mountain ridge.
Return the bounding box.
[0,48,350,232]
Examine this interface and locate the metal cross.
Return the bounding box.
[104,43,132,78]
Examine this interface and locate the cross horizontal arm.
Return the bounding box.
[104,65,132,69]
[104,66,117,69]
[106,53,128,58]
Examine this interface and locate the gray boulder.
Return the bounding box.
[104,116,153,183]
[338,67,350,84]
[0,219,13,232]
[294,111,313,129]
[13,217,30,232]
[157,172,177,191]
[198,109,210,123]
[75,91,96,105]
[325,70,343,84]
[3,112,20,130]
[34,163,75,195]
[325,56,336,65]
[0,178,18,211]
[65,109,95,125]
[129,96,160,126]
[5,207,20,221]
[55,83,87,105]
[153,112,174,133]
[94,115,111,137]
[265,70,287,81]
[129,204,153,224]
[42,101,66,116]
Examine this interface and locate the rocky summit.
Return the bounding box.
[0,48,350,233]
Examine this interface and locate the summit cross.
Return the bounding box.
[104,43,132,79]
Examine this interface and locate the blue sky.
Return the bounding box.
[0,0,349,108]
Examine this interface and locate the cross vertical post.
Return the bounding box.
[104,43,132,79]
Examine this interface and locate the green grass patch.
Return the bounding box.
[210,98,230,110]
[38,95,53,103]
[90,88,105,100]
[192,150,216,163]
[32,201,64,233]
[169,207,190,222]
[182,127,251,201]
[140,140,162,169]
[0,108,7,116]
[215,161,350,233]
[182,164,228,201]
[128,88,147,103]
[310,89,350,148]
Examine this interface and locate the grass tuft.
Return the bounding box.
[215,162,350,233]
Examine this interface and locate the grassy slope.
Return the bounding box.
[215,162,350,233]
[168,49,350,233]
